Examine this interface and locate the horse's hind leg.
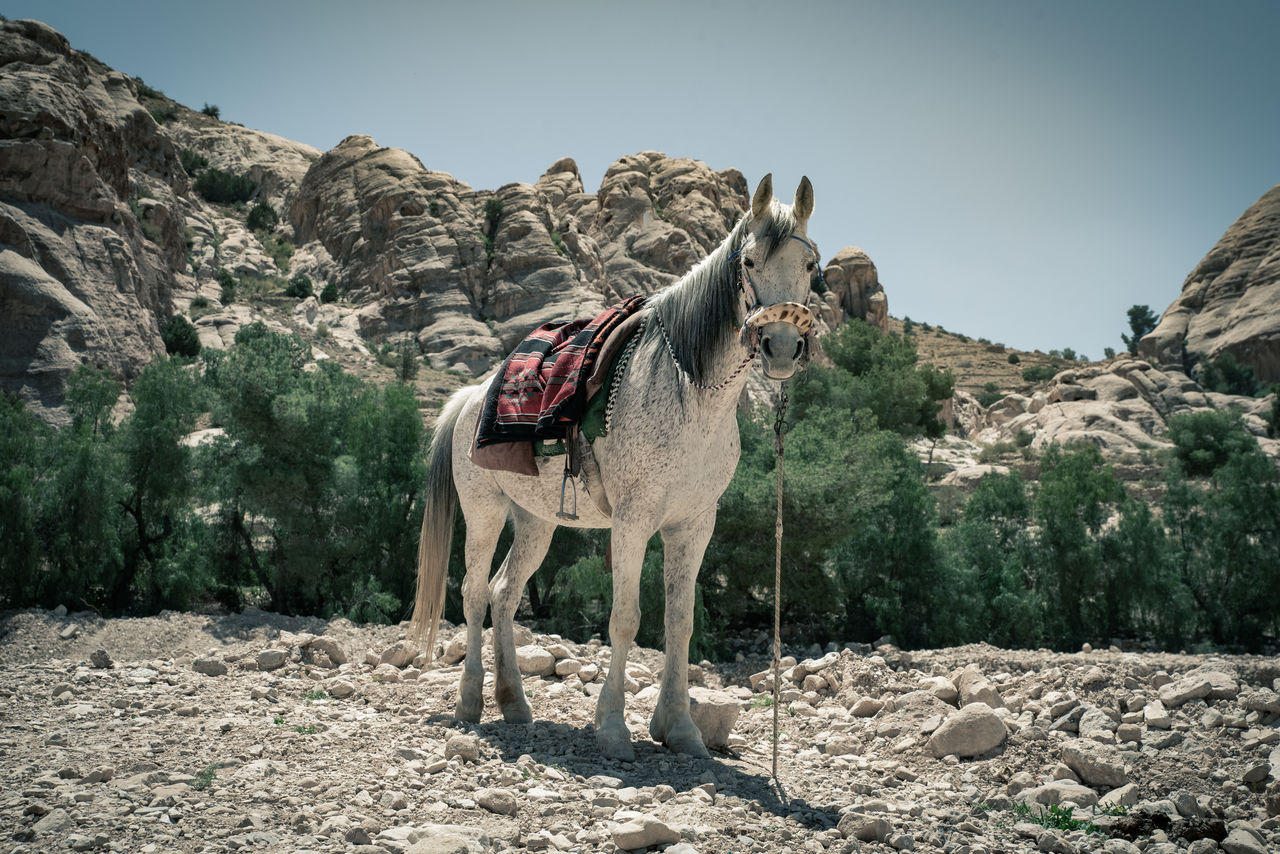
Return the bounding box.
[489,508,556,724]
[649,510,715,758]
[455,498,508,723]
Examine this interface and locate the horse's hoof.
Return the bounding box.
[664,721,710,759]
[455,699,482,723]
[500,703,533,724]
[598,734,636,762]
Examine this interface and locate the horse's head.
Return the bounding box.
[736,174,818,381]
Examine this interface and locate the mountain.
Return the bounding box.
[0,18,887,423]
[1141,184,1280,384]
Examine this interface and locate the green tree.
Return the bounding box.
[944,471,1041,647]
[1165,409,1258,477]
[0,396,47,607]
[246,203,278,233]
[1121,304,1158,354]
[1197,351,1259,397]
[160,314,201,358]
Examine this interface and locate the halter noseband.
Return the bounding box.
[731,234,820,352]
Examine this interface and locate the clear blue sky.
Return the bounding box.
[14,0,1279,359]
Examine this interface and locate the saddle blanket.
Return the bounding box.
[470,295,646,474]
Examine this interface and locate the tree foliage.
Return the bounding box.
[1121,304,1158,354]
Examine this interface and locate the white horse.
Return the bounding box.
[413,174,818,760]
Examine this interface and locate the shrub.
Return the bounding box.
[1122,304,1158,353]
[1007,353,1020,365]
[1165,409,1258,477]
[180,149,208,176]
[1104,347,1116,360]
[194,168,257,204]
[260,233,294,273]
[484,197,504,225]
[977,382,1003,408]
[215,268,236,304]
[1021,364,1057,383]
[394,336,419,383]
[246,203,278,233]
[134,78,162,99]
[201,103,220,119]
[1061,347,1077,361]
[160,314,201,358]
[284,275,313,299]
[1197,351,1259,397]
[148,103,178,124]
[320,281,339,304]
[902,318,915,336]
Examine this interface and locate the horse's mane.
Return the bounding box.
[647,200,798,388]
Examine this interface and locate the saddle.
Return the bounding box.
[469,296,647,485]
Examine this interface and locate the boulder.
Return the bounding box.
[1062,740,1128,788]
[688,686,741,749]
[929,703,1007,758]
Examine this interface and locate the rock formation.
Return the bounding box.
[0,19,188,422]
[1141,184,1280,383]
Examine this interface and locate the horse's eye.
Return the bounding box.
[743,257,755,269]
[806,261,815,272]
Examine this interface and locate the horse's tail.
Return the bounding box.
[411,389,466,662]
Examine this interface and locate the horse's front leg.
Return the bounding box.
[595,520,651,761]
[489,509,556,723]
[649,509,714,758]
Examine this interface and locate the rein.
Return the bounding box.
[771,385,789,802]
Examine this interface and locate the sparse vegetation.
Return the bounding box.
[320,281,339,304]
[216,268,236,304]
[160,314,201,358]
[1011,802,1097,833]
[1021,364,1057,383]
[284,275,313,299]
[191,765,217,791]
[180,149,208,176]
[201,103,220,119]
[194,169,257,204]
[977,382,1003,408]
[259,232,294,272]
[246,203,279,233]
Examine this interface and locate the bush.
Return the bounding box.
[394,336,419,383]
[160,315,201,358]
[1165,409,1258,477]
[246,203,278,233]
[1122,304,1158,354]
[1007,353,1020,365]
[1197,351,1259,397]
[1022,364,1057,383]
[320,281,339,304]
[977,382,1003,408]
[1104,347,1116,360]
[1061,347,1078,362]
[484,197,504,225]
[201,103,220,119]
[284,275,313,299]
[180,149,208,176]
[194,168,257,204]
[215,268,236,304]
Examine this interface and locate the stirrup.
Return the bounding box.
[556,457,578,520]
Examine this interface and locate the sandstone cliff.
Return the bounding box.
[1141,184,1280,383]
[0,19,189,422]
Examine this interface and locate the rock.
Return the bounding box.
[307,636,348,666]
[58,624,79,640]
[688,686,741,749]
[192,657,228,677]
[404,824,489,854]
[444,734,480,763]
[553,658,581,677]
[929,703,1007,757]
[919,675,958,704]
[955,665,1003,709]
[1099,783,1139,808]
[372,663,402,683]
[1221,826,1268,854]
[838,813,893,842]
[611,814,679,850]
[515,645,556,677]
[380,640,420,669]
[822,246,889,332]
[1017,779,1099,808]
[476,787,518,816]
[850,697,885,717]
[79,765,114,783]
[1141,183,1280,385]
[324,678,356,698]
[1062,740,1128,787]
[256,648,288,671]
[1240,688,1280,714]
[33,807,73,836]
[89,649,113,669]
[1144,700,1172,728]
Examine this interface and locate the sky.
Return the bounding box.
[13,0,1280,359]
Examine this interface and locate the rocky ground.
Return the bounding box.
[2,608,1278,854]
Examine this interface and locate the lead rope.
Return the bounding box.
[771,385,789,804]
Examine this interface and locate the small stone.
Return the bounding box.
[919,676,958,704]
[1062,740,1128,787]
[929,703,1007,758]
[476,787,518,815]
[324,677,356,698]
[307,636,348,666]
[611,815,679,850]
[372,663,402,683]
[1017,779,1098,808]
[1243,763,1269,784]
[256,648,288,671]
[33,808,73,836]
[1158,674,1214,707]
[192,657,228,677]
[380,640,420,669]
[1100,783,1139,808]
[344,826,372,845]
[688,687,741,749]
[554,658,581,677]
[1221,826,1267,854]
[838,814,892,842]
[52,603,67,616]
[956,665,1004,709]
[59,624,79,640]
[516,645,556,677]
[1144,700,1172,729]
[89,649,113,669]
[850,697,885,717]
[79,765,114,784]
[444,734,480,763]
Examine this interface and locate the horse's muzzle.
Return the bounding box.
[758,321,809,380]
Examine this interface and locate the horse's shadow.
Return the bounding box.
[427,714,840,831]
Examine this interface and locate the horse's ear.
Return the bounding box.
[751,173,774,220]
[794,176,814,222]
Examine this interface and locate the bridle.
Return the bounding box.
[731,234,820,357]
